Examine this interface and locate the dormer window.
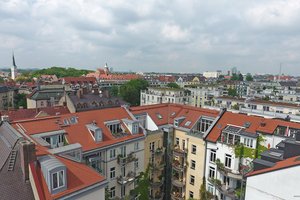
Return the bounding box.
[52,170,65,190]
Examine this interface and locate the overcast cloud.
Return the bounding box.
[1,0,300,74]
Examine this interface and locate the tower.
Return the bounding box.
[11,52,18,80]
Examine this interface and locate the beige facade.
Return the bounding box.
[172,128,206,200]
[144,130,165,200]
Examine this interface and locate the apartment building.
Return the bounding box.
[0,120,107,200]
[130,103,220,200]
[140,87,190,106]
[12,106,145,199]
[204,110,300,200]
[245,134,300,200]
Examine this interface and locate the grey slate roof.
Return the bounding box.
[0,122,34,200]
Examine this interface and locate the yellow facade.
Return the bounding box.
[172,129,206,200]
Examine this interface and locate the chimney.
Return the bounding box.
[20,140,36,181]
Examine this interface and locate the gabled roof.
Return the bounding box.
[205,111,300,143]
[130,103,219,129]
[1,106,70,122]
[246,156,300,177]
[13,107,144,152]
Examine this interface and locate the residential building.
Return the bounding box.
[0,86,16,110]
[245,134,300,200]
[203,71,221,79]
[140,87,190,106]
[0,120,107,200]
[63,88,127,113]
[130,103,220,200]
[13,106,145,199]
[204,110,300,200]
[26,87,65,109]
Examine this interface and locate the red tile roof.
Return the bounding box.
[1,106,70,122]
[205,111,300,143]
[62,77,97,84]
[31,154,105,200]
[130,103,219,128]
[247,156,300,177]
[13,107,145,152]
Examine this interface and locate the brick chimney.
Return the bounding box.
[20,140,36,181]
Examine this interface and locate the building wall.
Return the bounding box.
[173,129,206,200]
[245,166,300,200]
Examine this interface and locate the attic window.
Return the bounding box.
[185,121,191,126]
[52,170,65,190]
[63,119,70,125]
[156,113,162,119]
[243,122,251,128]
[69,116,77,124]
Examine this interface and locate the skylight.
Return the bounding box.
[156,113,162,119]
[185,121,191,126]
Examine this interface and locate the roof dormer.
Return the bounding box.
[39,156,67,195]
[86,123,103,142]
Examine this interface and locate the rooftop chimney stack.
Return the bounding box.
[20,140,36,181]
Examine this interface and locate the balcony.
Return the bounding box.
[150,162,165,172]
[171,193,185,200]
[173,146,187,157]
[151,193,164,200]
[172,159,186,172]
[117,152,137,165]
[150,177,164,188]
[172,178,185,188]
[117,171,135,185]
[216,184,237,200]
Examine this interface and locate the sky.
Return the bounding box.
[1,0,300,75]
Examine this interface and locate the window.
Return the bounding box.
[209,166,215,178]
[191,160,196,170]
[135,159,139,169]
[120,146,126,157]
[244,138,253,148]
[225,154,232,168]
[192,145,197,154]
[210,150,216,163]
[52,170,64,190]
[110,187,116,198]
[208,183,214,193]
[110,149,116,159]
[110,167,115,179]
[189,191,194,198]
[134,142,139,151]
[190,175,195,185]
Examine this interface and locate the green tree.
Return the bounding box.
[167,82,180,89]
[15,93,27,108]
[131,166,150,200]
[109,86,119,97]
[228,88,237,97]
[120,79,149,106]
[246,74,253,81]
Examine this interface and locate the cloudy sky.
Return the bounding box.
[1,0,300,74]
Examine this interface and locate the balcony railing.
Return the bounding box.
[117,152,137,165]
[172,178,185,188]
[150,177,164,188]
[173,146,187,157]
[172,159,186,172]
[171,193,185,200]
[117,171,135,185]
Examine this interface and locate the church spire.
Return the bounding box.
[12,51,17,68]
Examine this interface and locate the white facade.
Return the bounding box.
[140,88,190,106]
[245,165,300,200]
[203,71,221,79]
